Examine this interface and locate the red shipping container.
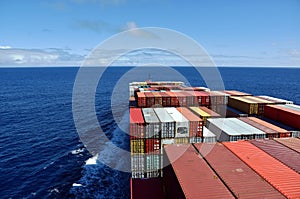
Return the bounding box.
[165,91,178,107]
[194,143,285,198]
[176,107,203,137]
[265,105,300,129]
[145,139,161,154]
[224,141,300,199]
[173,92,187,107]
[137,92,146,108]
[181,91,195,106]
[130,108,145,139]
[194,91,210,106]
[144,92,155,107]
[159,92,170,107]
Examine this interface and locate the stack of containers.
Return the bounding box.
[264,104,300,129]
[130,108,146,178]
[202,127,217,143]
[222,90,252,96]
[142,108,162,178]
[176,107,203,143]
[165,107,190,144]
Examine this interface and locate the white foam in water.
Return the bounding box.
[72,183,83,187]
[85,154,98,165]
[71,148,85,155]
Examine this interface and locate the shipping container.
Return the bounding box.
[130,108,145,139]
[228,96,259,115]
[153,108,175,138]
[278,104,300,112]
[145,138,161,154]
[174,91,187,107]
[195,91,210,106]
[189,106,218,126]
[145,154,162,178]
[250,139,300,173]
[223,90,252,96]
[238,117,281,139]
[174,137,189,144]
[257,95,293,104]
[137,92,146,108]
[144,92,155,107]
[194,143,285,199]
[206,91,229,105]
[131,154,145,178]
[181,91,195,106]
[224,141,300,199]
[130,178,164,199]
[176,107,203,137]
[163,144,234,199]
[165,91,178,107]
[159,92,171,107]
[274,137,300,153]
[152,92,162,107]
[243,96,275,115]
[202,127,216,143]
[189,137,202,143]
[164,108,189,138]
[248,117,291,138]
[199,106,221,117]
[129,96,137,107]
[264,105,300,129]
[142,108,160,138]
[130,139,145,154]
[206,118,265,141]
[225,118,266,139]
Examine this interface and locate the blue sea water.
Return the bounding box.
[0,67,299,198]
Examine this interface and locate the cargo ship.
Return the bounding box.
[129,81,300,199]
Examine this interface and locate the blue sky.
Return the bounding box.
[0,0,299,66]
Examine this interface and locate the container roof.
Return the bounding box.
[153,108,175,123]
[142,108,160,123]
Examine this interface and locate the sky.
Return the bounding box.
[0,0,300,67]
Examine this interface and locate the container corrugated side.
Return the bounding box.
[144,92,155,107]
[142,108,160,138]
[145,154,162,178]
[206,118,256,142]
[226,118,266,139]
[163,144,234,199]
[250,139,300,173]
[239,117,280,139]
[189,106,211,126]
[153,108,175,138]
[244,96,275,115]
[224,141,300,199]
[264,105,300,129]
[145,138,161,154]
[194,143,285,199]
[130,108,145,139]
[176,107,203,137]
[131,154,145,178]
[274,137,300,153]
[248,117,291,138]
[228,96,258,115]
[130,139,145,154]
[137,92,146,108]
[164,107,189,138]
[152,92,162,107]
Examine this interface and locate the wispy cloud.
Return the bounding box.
[0,48,85,66]
[74,19,118,33]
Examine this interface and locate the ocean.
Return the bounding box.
[0,67,299,198]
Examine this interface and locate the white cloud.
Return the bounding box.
[0,45,12,49]
[0,48,85,66]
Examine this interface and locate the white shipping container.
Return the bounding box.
[145,154,162,178]
[206,118,254,142]
[153,108,175,138]
[164,107,190,138]
[131,154,145,178]
[278,104,300,112]
[258,95,293,104]
[142,108,160,138]
[203,127,216,143]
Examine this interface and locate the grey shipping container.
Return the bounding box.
[153,108,175,138]
[142,108,160,138]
